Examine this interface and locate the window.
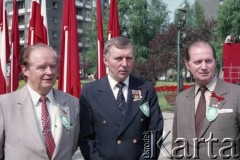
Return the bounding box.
[6,2,13,12]
[18,15,25,25]
[86,0,91,5]
[26,0,31,9]
[52,16,58,24]
[19,30,25,40]
[52,2,58,9]
[8,17,12,27]
[76,8,83,15]
[86,10,91,18]
[17,0,25,9]
[52,31,57,39]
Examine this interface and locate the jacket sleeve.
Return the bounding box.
[79,85,102,160]
[143,82,164,160]
[0,97,5,160]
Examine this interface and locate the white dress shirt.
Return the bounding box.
[108,75,129,102]
[194,76,217,113]
[27,85,61,144]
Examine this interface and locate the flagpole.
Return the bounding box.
[97,40,100,78]
[63,27,68,92]
[1,11,7,87]
[31,29,34,45]
[108,33,111,40]
[10,43,13,92]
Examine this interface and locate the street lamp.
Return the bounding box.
[176,5,187,94]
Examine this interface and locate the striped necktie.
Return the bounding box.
[116,83,126,115]
[40,96,56,159]
[195,86,207,137]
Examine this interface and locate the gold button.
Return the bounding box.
[117,140,121,144]
[140,118,144,122]
[133,139,137,144]
[102,120,107,124]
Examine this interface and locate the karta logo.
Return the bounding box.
[171,132,239,159]
[142,130,171,159]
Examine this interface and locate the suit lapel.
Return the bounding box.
[200,80,227,137]
[95,77,123,126]
[185,87,198,138]
[52,89,69,159]
[18,86,45,149]
[118,83,144,135]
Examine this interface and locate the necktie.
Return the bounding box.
[195,86,207,137]
[40,96,56,159]
[116,83,126,115]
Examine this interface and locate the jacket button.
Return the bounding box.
[133,139,137,144]
[140,118,144,122]
[117,140,121,144]
[102,120,107,124]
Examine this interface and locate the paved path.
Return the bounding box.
[158,112,174,160]
[73,112,174,160]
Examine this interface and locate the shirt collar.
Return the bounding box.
[107,74,129,90]
[195,76,217,95]
[27,84,55,106]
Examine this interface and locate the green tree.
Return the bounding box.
[193,0,205,28]
[148,0,217,83]
[114,0,169,58]
[217,0,240,41]
[83,0,170,80]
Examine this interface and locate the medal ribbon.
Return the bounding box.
[210,91,224,102]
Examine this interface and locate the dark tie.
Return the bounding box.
[116,83,126,115]
[40,96,56,159]
[195,86,207,137]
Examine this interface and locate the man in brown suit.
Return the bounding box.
[172,40,240,159]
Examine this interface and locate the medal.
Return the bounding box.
[206,106,219,121]
[132,89,142,101]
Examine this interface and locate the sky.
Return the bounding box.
[162,0,195,22]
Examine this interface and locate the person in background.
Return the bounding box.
[0,43,80,159]
[79,36,164,160]
[172,40,240,159]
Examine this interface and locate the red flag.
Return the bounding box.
[0,65,6,94]
[41,0,48,44]
[96,0,105,79]
[58,0,81,98]
[108,0,121,39]
[8,0,21,92]
[0,0,10,95]
[28,0,48,45]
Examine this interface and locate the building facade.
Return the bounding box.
[5,0,92,55]
[197,0,224,20]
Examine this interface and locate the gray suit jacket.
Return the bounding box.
[0,86,80,160]
[172,80,240,159]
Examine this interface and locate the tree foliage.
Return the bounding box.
[146,1,217,83]
[118,0,169,58]
[84,0,170,79]
[217,0,240,41]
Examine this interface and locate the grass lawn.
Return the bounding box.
[18,80,177,112]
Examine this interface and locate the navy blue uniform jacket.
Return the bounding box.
[79,75,164,160]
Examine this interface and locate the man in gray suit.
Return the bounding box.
[79,36,163,160]
[172,40,240,159]
[0,44,80,160]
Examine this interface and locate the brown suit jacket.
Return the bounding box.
[172,80,240,159]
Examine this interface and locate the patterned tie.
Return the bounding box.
[116,83,127,115]
[40,96,56,159]
[195,86,207,137]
